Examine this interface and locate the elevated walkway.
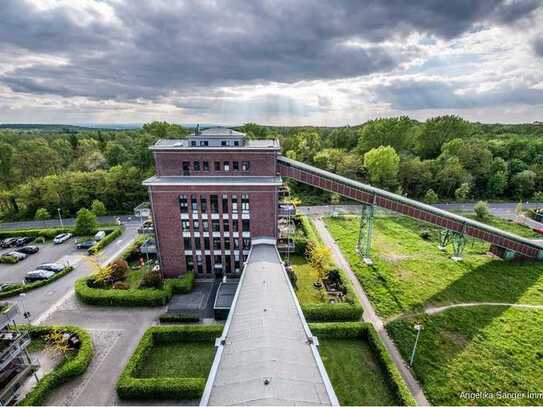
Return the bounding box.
[200,239,338,406]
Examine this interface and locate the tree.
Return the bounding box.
[11,138,61,183]
[143,121,187,139]
[104,142,130,167]
[357,116,415,154]
[34,208,51,220]
[91,200,107,217]
[74,208,97,236]
[424,189,439,204]
[399,157,433,198]
[511,170,536,199]
[454,182,471,201]
[417,115,471,159]
[363,146,400,189]
[474,201,490,220]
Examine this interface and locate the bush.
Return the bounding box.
[309,322,416,406]
[91,199,107,216]
[159,313,200,323]
[113,281,130,290]
[419,229,432,240]
[474,200,490,220]
[19,325,93,406]
[110,258,130,281]
[88,227,122,255]
[74,208,97,236]
[34,236,46,244]
[139,269,163,289]
[0,255,18,264]
[302,303,363,322]
[75,272,194,307]
[116,325,222,400]
[424,189,438,204]
[0,226,117,241]
[34,207,51,220]
[0,266,74,299]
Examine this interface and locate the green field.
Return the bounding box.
[467,214,540,238]
[319,338,399,406]
[135,342,214,378]
[387,307,543,406]
[324,215,543,319]
[290,255,327,304]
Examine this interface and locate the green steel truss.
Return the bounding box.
[356,204,374,264]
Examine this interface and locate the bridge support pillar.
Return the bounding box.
[356,204,374,265]
[451,232,466,261]
[438,230,452,251]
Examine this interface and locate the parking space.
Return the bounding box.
[0,241,82,284]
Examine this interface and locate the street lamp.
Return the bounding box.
[409,324,423,366]
[57,208,64,228]
[19,293,31,322]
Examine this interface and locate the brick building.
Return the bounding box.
[143,127,282,278]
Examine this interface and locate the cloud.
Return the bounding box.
[534,35,543,57]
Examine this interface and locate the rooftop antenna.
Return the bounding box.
[195,123,200,136]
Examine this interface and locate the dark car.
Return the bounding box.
[76,240,95,249]
[25,270,55,282]
[16,245,39,255]
[1,238,20,248]
[15,237,34,247]
[0,282,20,292]
[37,263,64,273]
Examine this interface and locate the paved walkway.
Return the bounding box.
[311,216,430,406]
[425,302,543,315]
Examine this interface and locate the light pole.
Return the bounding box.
[409,324,423,366]
[19,293,31,322]
[57,208,64,228]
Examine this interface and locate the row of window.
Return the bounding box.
[182,160,250,174]
[189,139,241,147]
[179,194,249,214]
[186,253,248,274]
[181,218,250,233]
[183,236,251,251]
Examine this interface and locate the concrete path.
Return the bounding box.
[311,216,430,406]
[425,302,543,315]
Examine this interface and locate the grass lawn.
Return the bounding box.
[290,255,327,304]
[135,342,214,378]
[324,215,543,319]
[125,269,145,289]
[466,214,540,238]
[319,338,399,406]
[387,307,543,406]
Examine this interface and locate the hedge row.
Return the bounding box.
[0,266,74,300]
[117,324,222,400]
[298,214,322,244]
[310,322,416,406]
[88,227,122,255]
[0,226,117,240]
[75,272,194,306]
[159,312,200,324]
[19,325,94,406]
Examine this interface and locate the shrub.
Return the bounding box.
[139,269,163,289]
[0,266,74,299]
[424,189,438,204]
[159,313,200,323]
[116,325,222,400]
[302,303,363,322]
[110,258,130,281]
[34,236,46,244]
[474,200,490,220]
[0,255,18,264]
[74,208,97,236]
[88,227,122,255]
[34,207,51,220]
[19,325,93,406]
[419,229,432,240]
[91,199,107,216]
[309,322,416,406]
[113,281,130,290]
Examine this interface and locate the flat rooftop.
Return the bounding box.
[201,241,338,406]
[142,175,282,186]
[150,138,280,150]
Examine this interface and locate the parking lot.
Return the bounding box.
[0,240,82,284]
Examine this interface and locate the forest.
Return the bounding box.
[1,116,543,221]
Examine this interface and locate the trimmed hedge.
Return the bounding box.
[0,226,117,240]
[159,313,200,324]
[0,266,74,300]
[310,322,416,406]
[117,324,222,400]
[75,272,194,306]
[19,325,94,406]
[88,227,122,255]
[0,255,18,264]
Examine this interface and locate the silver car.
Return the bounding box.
[25,269,55,282]
[53,233,73,244]
[37,263,64,273]
[5,251,27,261]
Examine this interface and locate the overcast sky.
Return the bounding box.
[1,0,542,125]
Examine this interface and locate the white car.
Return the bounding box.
[5,251,27,261]
[53,233,73,244]
[37,263,65,273]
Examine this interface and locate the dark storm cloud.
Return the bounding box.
[374,79,543,110]
[534,36,543,57]
[0,0,540,102]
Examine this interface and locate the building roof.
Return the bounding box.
[192,127,246,138]
[200,242,338,406]
[142,175,283,186]
[150,138,280,150]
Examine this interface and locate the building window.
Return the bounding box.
[200,140,208,147]
[223,219,229,232]
[222,194,228,212]
[234,140,240,146]
[202,220,209,232]
[225,255,232,273]
[233,161,239,171]
[223,161,230,171]
[191,195,198,213]
[243,238,251,250]
[191,140,196,147]
[221,140,228,146]
[210,195,219,213]
[232,220,239,232]
[212,219,220,232]
[242,161,250,171]
[235,259,240,272]
[192,219,199,230]
[205,255,212,272]
[182,161,190,175]
[200,195,207,213]
[213,237,221,250]
[179,194,188,213]
[181,219,190,232]
[232,195,238,211]
[241,194,249,212]
[185,255,193,271]
[214,161,220,171]
[242,219,250,232]
[203,161,209,171]
[196,255,203,273]
[183,237,192,250]
[194,238,201,250]
[233,238,240,250]
[204,237,210,250]
[193,161,200,171]
[224,238,231,250]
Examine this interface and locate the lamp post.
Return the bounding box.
[409,324,423,366]
[19,293,31,322]
[57,208,64,228]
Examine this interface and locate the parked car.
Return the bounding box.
[532,227,543,235]
[15,237,34,247]
[94,231,106,241]
[76,240,95,250]
[5,251,27,261]
[16,245,39,255]
[37,263,64,273]
[0,282,20,292]
[25,270,55,282]
[53,233,72,244]
[1,238,21,248]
